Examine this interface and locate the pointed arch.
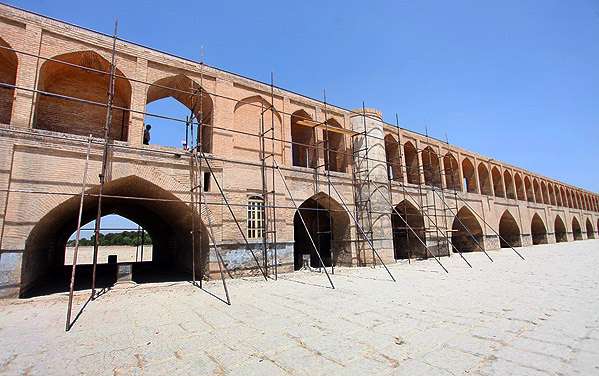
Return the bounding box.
[233,95,282,161]
[443,153,461,191]
[451,206,484,252]
[491,167,505,198]
[514,173,525,201]
[572,217,582,240]
[462,158,477,193]
[533,179,542,204]
[0,37,18,124]
[422,146,442,188]
[291,109,317,168]
[34,50,132,141]
[560,187,567,208]
[503,170,516,199]
[531,213,548,245]
[323,118,347,173]
[146,74,213,151]
[392,200,426,259]
[550,184,558,206]
[478,163,493,196]
[498,210,521,248]
[585,219,595,239]
[403,141,419,184]
[385,134,402,181]
[20,175,208,297]
[293,192,351,269]
[540,181,549,205]
[524,177,534,202]
[554,215,567,242]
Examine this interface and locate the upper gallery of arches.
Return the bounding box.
[443,153,461,191]
[0,36,17,125]
[514,173,525,201]
[146,74,214,152]
[478,163,493,196]
[524,177,534,202]
[403,141,420,185]
[322,118,347,173]
[291,109,317,169]
[491,166,505,198]
[421,146,442,188]
[385,135,402,181]
[34,50,132,141]
[461,158,477,193]
[503,170,516,199]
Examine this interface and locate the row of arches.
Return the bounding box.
[383,135,599,213]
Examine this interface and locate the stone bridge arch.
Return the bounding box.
[20,175,207,297]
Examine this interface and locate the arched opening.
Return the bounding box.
[549,184,557,206]
[323,119,347,173]
[404,141,419,184]
[293,193,350,270]
[145,74,213,151]
[233,95,282,161]
[20,176,207,297]
[524,177,534,202]
[0,37,17,124]
[560,187,568,208]
[504,170,516,199]
[443,153,461,191]
[34,51,131,141]
[572,217,582,240]
[514,173,525,201]
[478,163,493,196]
[391,200,426,259]
[531,214,547,245]
[533,179,543,204]
[554,216,567,243]
[385,135,402,181]
[451,207,484,252]
[498,210,521,248]
[291,110,316,168]
[462,158,477,193]
[541,181,549,205]
[585,219,595,239]
[422,146,442,188]
[492,167,505,198]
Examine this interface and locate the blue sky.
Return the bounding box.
[10,0,599,196]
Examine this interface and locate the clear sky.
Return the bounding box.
[8,0,599,194]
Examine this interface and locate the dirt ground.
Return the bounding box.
[1,240,599,375]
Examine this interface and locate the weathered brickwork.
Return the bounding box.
[0,4,597,298]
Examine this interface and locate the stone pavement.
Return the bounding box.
[1,240,599,375]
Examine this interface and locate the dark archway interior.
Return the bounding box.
[451,207,483,252]
[391,201,426,259]
[504,172,516,199]
[554,216,567,243]
[444,154,461,191]
[525,178,534,202]
[404,142,419,184]
[385,135,402,181]
[499,211,521,248]
[478,164,493,196]
[572,218,583,240]
[492,168,505,198]
[462,159,477,193]
[422,147,441,188]
[585,219,594,239]
[293,194,350,270]
[291,110,317,168]
[531,214,548,245]
[20,176,207,297]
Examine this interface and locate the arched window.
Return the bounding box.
[548,184,557,206]
[247,196,265,240]
[323,119,347,173]
[541,181,549,205]
[0,37,17,125]
[404,141,419,184]
[291,110,316,168]
[504,170,516,199]
[422,146,442,188]
[34,51,131,141]
[443,153,461,191]
[533,179,542,204]
[462,158,477,193]
[524,177,534,202]
[492,167,505,198]
[514,173,525,201]
[478,163,493,196]
[385,135,402,181]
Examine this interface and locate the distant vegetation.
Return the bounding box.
[66,231,152,247]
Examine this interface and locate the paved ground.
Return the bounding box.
[1,241,599,375]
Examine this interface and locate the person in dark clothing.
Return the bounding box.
[143,124,151,145]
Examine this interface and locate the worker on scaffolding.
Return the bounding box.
[143,124,151,145]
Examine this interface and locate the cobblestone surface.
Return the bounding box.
[1,240,599,375]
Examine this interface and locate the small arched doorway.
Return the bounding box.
[498,210,521,248]
[391,200,426,259]
[572,217,583,240]
[554,216,567,243]
[451,207,484,252]
[585,219,595,239]
[530,213,548,245]
[293,193,350,270]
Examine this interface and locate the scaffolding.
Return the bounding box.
[0,20,538,334]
